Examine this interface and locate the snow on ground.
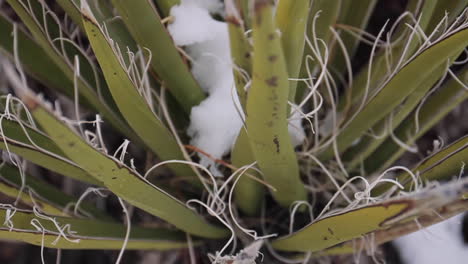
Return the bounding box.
[395,213,468,264]
[168,0,306,175]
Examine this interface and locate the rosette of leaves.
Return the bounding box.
[0,0,467,263]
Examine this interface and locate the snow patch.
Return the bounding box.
[168,0,306,175]
[395,213,468,264]
[168,4,220,46]
[168,1,242,175]
[289,107,306,147]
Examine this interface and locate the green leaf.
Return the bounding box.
[365,66,468,173]
[273,201,410,252]
[343,52,462,169]
[56,0,138,61]
[246,0,306,207]
[110,0,205,113]
[321,198,468,256]
[295,0,341,103]
[0,117,100,185]
[330,0,377,76]
[275,0,310,101]
[27,98,229,239]
[81,7,199,185]
[0,208,190,250]
[226,0,252,111]
[0,164,109,219]
[0,14,76,102]
[373,135,468,195]
[5,0,138,141]
[338,0,440,113]
[319,27,468,160]
[272,179,468,252]
[226,1,264,215]
[55,0,84,30]
[410,137,468,185]
[231,129,264,216]
[426,0,468,36]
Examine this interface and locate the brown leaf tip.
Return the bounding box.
[22,94,39,111]
[226,15,241,26]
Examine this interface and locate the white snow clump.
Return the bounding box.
[395,213,468,264]
[168,0,306,176]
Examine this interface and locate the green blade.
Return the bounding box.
[0,117,100,185]
[0,164,109,219]
[343,52,462,169]
[373,135,468,195]
[272,201,410,252]
[5,0,137,141]
[426,0,468,36]
[81,7,199,185]
[0,14,76,103]
[26,97,229,239]
[226,0,252,111]
[231,129,264,216]
[0,208,190,250]
[110,0,205,113]
[322,198,468,256]
[320,27,468,160]
[272,179,468,252]
[330,0,377,76]
[275,0,310,101]
[246,0,306,207]
[226,1,263,215]
[406,135,468,182]
[295,0,341,102]
[56,0,138,61]
[338,0,439,112]
[365,66,468,173]
[55,0,84,31]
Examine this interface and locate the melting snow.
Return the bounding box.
[168,0,306,176]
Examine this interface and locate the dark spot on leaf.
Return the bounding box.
[113,72,117,75]
[245,52,251,59]
[268,55,277,62]
[268,93,278,101]
[268,33,275,40]
[328,227,334,235]
[256,16,262,25]
[112,177,117,180]
[273,136,280,153]
[265,76,278,86]
[68,142,75,147]
[323,236,328,241]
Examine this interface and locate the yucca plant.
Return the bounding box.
[0,0,467,263]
